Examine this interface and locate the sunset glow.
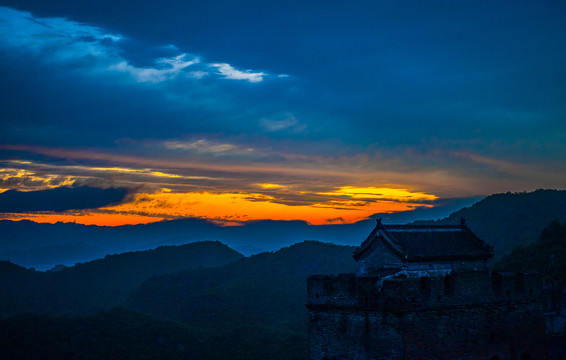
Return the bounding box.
[317,187,438,201]
[0,186,436,226]
[103,189,434,225]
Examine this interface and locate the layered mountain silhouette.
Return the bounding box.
[0,218,374,270]
[1,190,565,360]
[0,241,357,360]
[2,189,564,269]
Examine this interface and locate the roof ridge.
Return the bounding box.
[384,224,462,228]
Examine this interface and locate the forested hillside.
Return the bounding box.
[0,241,357,360]
[497,220,566,282]
[127,241,357,360]
[0,241,242,317]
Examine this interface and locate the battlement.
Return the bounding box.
[307,222,549,360]
[307,270,541,312]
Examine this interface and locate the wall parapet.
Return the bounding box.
[307,270,542,312]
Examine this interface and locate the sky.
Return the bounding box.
[0,1,565,226]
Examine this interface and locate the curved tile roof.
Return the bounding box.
[353,219,493,262]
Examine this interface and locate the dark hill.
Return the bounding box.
[497,220,566,282]
[416,189,566,257]
[0,308,205,360]
[127,241,358,360]
[0,241,243,318]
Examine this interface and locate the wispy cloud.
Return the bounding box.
[260,114,305,132]
[2,160,219,193]
[0,7,121,63]
[316,186,438,202]
[0,6,277,85]
[163,139,255,155]
[210,63,265,83]
[257,183,287,189]
[109,54,201,83]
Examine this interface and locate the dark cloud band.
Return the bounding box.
[0,186,128,212]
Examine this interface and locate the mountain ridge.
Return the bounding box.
[415,189,566,257]
[1,189,564,268]
[0,241,243,318]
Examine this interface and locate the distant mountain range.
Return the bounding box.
[0,218,373,269]
[0,189,564,269]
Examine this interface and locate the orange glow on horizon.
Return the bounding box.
[0,187,437,226]
[104,190,431,223]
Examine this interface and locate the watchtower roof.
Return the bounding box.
[353,219,493,263]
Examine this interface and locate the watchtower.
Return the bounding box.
[307,219,545,360]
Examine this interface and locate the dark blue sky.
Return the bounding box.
[0,1,565,225]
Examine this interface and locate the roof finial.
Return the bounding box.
[376,218,382,227]
[460,217,466,227]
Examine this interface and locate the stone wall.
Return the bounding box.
[308,271,542,311]
[307,270,546,360]
[405,259,489,272]
[309,303,545,360]
[309,309,404,360]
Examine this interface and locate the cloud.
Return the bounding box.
[209,63,265,83]
[109,54,200,83]
[0,6,273,86]
[0,168,78,192]
[259,114,305,132]
[0,6,123,76]
[316,186,438,202]
[0,186,128,212]
[257,183,286,189]
[3,142,565,208]
[3,160,219,189]
[325,217,345,224]
[163,139,255,155]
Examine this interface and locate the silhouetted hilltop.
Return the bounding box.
[0,241,243,318]
[416,189,566,257]
[0,260,34,275]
